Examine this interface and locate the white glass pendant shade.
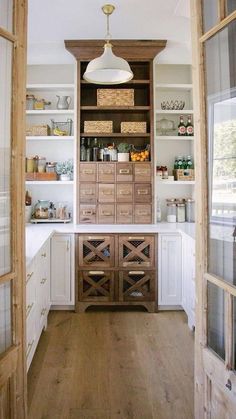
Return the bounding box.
[83,43,133,85]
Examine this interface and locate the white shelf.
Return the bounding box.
[26,110,74,115]
[155,136,194,141]
[25,181,74,185]
[157,180,195,185]
[156,110,194,114]
[26,136,74,141]
[155,83,193,91]
[27,83,74,91]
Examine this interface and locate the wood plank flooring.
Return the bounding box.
[27,311,194,419]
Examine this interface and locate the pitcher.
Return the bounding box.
[56,95,71,110]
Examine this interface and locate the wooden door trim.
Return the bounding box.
[200,10,236,43]
[0,272,17,285]
[205,273,236,297]
[0,346,18,389]
[0,27,17,42]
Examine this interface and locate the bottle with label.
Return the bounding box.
[92,137,99,161]
[80,137,87,161]
[178,115,186,136]
[98,141,104,161]
[186,115,194,136]
[86,138,92,161]
[174,157,179,170]
[187,155,194,170]
[177,156,183,170]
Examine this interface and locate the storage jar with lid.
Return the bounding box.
[167,203,177,223]
[176,203,185,223]
[34,200,50,219]
[186,198,195,222]
[26,94,36,110]
[38,157,46,173]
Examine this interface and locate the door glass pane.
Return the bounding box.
[226,0,236,15]
[205,21,236,285]
[0,37,12,276]
[234,296,236,369]
[0,0,13,32]
[0,281,12,354]
[207,282,225,360]
[202,0,219,32]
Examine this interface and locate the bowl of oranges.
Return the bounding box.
[130,146,150,162]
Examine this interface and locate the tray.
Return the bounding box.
[30,218,71,224]
[25,172,57,181]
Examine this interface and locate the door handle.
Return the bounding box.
[26,271,34,283]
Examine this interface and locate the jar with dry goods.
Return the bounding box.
[167,203,177,223]
[176,203,185,223]
[186,198,195,222]
[34,200,50,219]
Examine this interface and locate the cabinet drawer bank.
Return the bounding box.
[76,233,157,313]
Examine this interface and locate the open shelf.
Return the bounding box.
[81,106,150,111]
[156,110,194,114]
[26,109,74,115]
[155,83,193,91]
[26,83,74,91]
[80,133,150,138]
[155,136,194,141]
[81,79,150,85]
[156,180,195,185]
[25,181,74,185]
[26,136,74,141]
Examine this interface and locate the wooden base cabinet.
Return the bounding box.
[76,234,157,312]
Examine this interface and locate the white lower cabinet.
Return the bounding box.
[26,238,51,371]
[50,234,74,307]
[158,234,182,306]
[182,234,195,329]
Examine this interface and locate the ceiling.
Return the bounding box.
[27,0,191,65]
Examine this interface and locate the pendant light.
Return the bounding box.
[83,4,133,85]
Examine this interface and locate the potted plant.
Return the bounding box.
[117,142,131,162]
[56,159,73,181]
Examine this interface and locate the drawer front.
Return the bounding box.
[98,184,115,203]
[98,204,115,224]
[134,183,151,203]
[80,163,97,182]
[116,163,133,182]
[98,163,115,182]
[116,204,133,224]
[116,183,133,203]
[79,205,96,224]
[78,270,114,302]
[134,204,152,224]
[119,270,156,302]
[78,235,115,268]
[118,235,155,268]
[134,163,151,182]
[26,312,36,370]
[80,183,97,204]
[26,279,36,320]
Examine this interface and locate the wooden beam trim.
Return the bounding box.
[0,27,17,43]
[0,273,16,285]
[218,0,226,22]
[205,273,236,297]
[224,292,233,370]
[0,346,18,390]
[200,10,236,43]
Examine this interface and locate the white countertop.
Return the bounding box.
[25,222,195,267]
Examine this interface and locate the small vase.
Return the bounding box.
[117,152,130,162]
[60,173,71,181]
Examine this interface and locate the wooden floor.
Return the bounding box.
[27,310,194,419]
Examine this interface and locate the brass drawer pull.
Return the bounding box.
[82,190,94,195]
[101,169,112,174]
[82,210,93,216]
[136,170,149,175]
[128,236,145,240]
[101,211,112,216]
[88,236,106,240]
[137,211,148,215]
[89,271,105,275]
[26,302,34,317]
[129,271,145,275]
[102,190,113,195]
[26,339,35,358]
[83,169,93,174]
[137,189,148,195]
[40,278,47,284]
[119,190,130,195]
[26,271,34,283]
[120,211,129,216]
[41,252,46,258]
[119,169,130,174]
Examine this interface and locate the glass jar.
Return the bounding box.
[26,156,35,173]
[34,200,50,219]
[167,203,177,223]
[37,157,46,173]
[26,94,36,110]
[177,203,185,222]
[46,162,56,173]
[186,198,195,222]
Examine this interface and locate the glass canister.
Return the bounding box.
[37,157,46,173]
[186,198,195,222]
[26,94,36,110]
[167,203,177,223]
[34,200,50,219]
[26,156,35,173]
[176,203,186,222]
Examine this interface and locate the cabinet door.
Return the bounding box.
[116,204,133,224]
[80,163,97,182]
[79,183,97,204]
[51,234,72,304]
[119,235,155,268]
[134,183,151,203]
[134,163,151,182]
[98,204,115,224]
[116,183,133,203]
[35,240,51,335]
[158,234,182,306]
[98,163,115,182]
[119,270,156,302]
[134,204,152,224]
[78,235,115,268]
[79,204,96,224]
[98,184,115,203]
[116,163,133,182]
[78,270,114,302]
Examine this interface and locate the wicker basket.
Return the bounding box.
[121,121,147,134]
[26,124,50,136]
[173,169,195,181]
[84,120,113,133]
[97,89,134,107]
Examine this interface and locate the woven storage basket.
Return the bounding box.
[97,89,134,107]
[173,169,195,181]
[121,121,147,134]
[84,120,113,133]
[26,124,50,136]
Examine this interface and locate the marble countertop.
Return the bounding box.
[25,222,195,267]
